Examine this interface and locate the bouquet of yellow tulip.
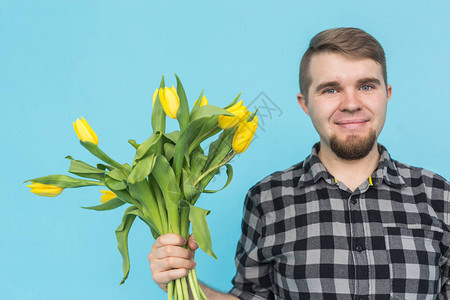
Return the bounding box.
[25,75,258,300]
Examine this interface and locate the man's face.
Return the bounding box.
[297,52,392,160]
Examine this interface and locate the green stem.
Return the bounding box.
[188,269,201,300]
[80,141,125,171]
[193,151,235,186]
[193,269,207,300]
[175,279,183,300]
[168,281,174,300]
[181,277,189,300]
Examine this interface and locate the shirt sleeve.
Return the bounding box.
[229,188,275,300]
[439,182,450,298]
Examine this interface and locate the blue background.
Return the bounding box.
[2,1,449,299]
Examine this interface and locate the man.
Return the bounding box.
[148,28,450,299]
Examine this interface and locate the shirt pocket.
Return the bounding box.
[383,226,443,299]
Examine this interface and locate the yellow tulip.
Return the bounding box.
[26,182,64,197]
[232,116,258,154]
[152,88,158,106]
[100,190,117,203]
[158,86,180,119]
[194,95,209,107]
[73,117,99,145]
[218,101,250,129]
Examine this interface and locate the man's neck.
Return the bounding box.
[317,142,380,192]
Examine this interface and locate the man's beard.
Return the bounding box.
[329,130,377,160]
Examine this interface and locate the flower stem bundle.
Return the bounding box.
[25,75,258,300]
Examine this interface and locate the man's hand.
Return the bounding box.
[148,233,198,292]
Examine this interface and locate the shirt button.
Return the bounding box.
[351,197,357,204]
[355,245,364,252]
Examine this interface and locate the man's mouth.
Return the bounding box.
[335,119,368,129]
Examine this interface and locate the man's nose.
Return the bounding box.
[339,90,362,112]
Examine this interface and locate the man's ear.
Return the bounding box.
[386,84,392,103]
[297,92,310,116]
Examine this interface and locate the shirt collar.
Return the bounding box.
[297,143,407,188]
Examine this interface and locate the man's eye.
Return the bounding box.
[323,88,337,94]
[360,85,374,91]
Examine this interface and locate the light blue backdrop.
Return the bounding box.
[2,1,449,299]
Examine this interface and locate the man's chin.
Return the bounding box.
[329,131,377,160]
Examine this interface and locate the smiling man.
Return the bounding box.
[148,28,450,299]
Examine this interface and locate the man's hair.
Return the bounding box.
[299,27,387,100]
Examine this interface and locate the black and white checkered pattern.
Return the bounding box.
[229,143,450,300]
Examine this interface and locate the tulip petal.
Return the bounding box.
[27,182,64,197]
[100,189,118,203]
[81,117,99,145]
[152,88,158,106]
[160,87,179,119]
[232,116,258,153]
[200,96,208,106]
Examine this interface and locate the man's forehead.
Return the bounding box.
[308,52,384,85]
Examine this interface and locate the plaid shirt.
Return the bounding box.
[229,143,450,300]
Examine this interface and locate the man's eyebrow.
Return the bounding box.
[356,77,381,86]
[315,81,340,93]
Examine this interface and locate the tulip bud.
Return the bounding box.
[218,101,250,129]
[73,117,99,145]
[194,95,209,107]
[232,116,258,154]
[158,86,180,119]
[100,189,117,203]
[152,88,158,106]
[26,182,64,197]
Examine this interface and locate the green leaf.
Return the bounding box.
[182,169,201,202]
[189,105,233,122]
[128,140,140,149]
[247,108,258,121]
[66,156,106,174]
[128,154,157,184]
[203,164,233,193]
[151,76,167,133]
[81,197,125,211]
[127,207,161,240]
[105,177,126,190]
[179,200,190,240]
[122,163,132,176]
[97,163,113,171]
[80,141,124,171]
[149,175,169,234]
[105,169,127,190]
[128,180,163,235]
[203,128,236,171]
[187,115,222,154]
[24,175,103,188]
[175,74,190,131]
[173,117,210,183]
[163,143,175,161]
[152,155,182,235]
[133,132,163,165]
[163,131,180,144]
[107,189,139,207]
[190,151,208,179]
[188,204,217,259]
[116,206,138,285]
[191,89,204,111]
[107,169,127,181]
[223,92,242,109]
[65,156,106,180]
